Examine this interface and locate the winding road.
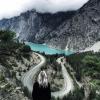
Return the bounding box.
[21,53,74,98]
[21,53,46,93]
[51,57,74,98]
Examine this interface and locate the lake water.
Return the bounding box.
[26,42,73,55]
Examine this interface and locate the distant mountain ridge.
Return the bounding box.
[0,0,100,51]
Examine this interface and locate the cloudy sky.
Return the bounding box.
[0,0,89,20]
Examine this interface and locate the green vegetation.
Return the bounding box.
[0,30,32,99]
[51,87,84,100]
[1,30,99,100]
[38,54,64,92]
[22,45,31,52]
[82,55,100,78]
[21,45,31,59]
[0,73,5,81]
[67,51,100,100]
[0,30,16,42]
[67,52,100,80]
[62,87,84,100]
[0,30,31,68]
[23,87,30,97]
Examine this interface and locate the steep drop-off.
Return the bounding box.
[0,0,100,51]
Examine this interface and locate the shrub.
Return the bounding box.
[0,73,5,81]
[22,45,31,52]
[0,30,16,42]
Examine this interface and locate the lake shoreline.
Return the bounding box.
[25,42,74,55]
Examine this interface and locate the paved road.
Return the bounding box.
[21,53,46,93]
[22,54,74,98]
[51,57,74,98]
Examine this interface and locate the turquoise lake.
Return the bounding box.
[26,42,74,55]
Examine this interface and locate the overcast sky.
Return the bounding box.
[0,0,89,20]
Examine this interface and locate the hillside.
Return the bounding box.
[0,31,40,100]
[0,0,100,51]
[67,51,100,100]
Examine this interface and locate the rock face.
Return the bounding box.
[0,0,100,51]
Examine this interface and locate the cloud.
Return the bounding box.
[0,0,89,20]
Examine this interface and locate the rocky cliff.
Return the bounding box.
[0,0,100,51]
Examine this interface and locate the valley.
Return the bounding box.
[0,0,100,99]
[26,42,74,55]
[0,0,100,51]
[0,31,100,100]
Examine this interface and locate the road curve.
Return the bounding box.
[21,53,46,93]
[21,53,74,98]
[51,57,74,98]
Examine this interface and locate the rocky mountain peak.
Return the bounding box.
[0,0,100,51]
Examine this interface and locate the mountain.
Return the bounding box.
[0,0,100,51]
